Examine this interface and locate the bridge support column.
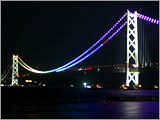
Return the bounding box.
[126,10,139,87]
[12,54,19,86]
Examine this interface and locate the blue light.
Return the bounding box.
[156,21,159,24]
[56,44,103,72]
[151,19,154,22]
[130,12,159,25]
[107,21,127,41]
[18,14,128,74]
[46,12,127,73]
[83,82,87,86]
[140,15,142,18]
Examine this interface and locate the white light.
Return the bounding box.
[133,64,136,68]
[87,85,91,88]
[70,84,74,87]
[78,68,83,71]
[83,82,87,86]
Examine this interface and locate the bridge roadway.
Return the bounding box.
[68,66,158,73]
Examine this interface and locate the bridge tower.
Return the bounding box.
[12,54,19,86]
[126,10,139,87]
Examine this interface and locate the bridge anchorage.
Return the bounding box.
[2,10,158,88]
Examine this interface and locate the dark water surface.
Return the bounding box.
[8,101,158,119]
[2,87,159,119]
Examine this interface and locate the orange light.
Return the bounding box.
[139,85,142,88]
[25,80,32,83]
[154,85,158,89]
[96,84,102,88]
[122,84,125,87]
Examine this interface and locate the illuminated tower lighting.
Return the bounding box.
[126,10,139,87]
[12,54,19,86]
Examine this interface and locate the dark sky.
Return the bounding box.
[2,1,159,72]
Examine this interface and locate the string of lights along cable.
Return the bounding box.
[18,20,127,73]
[16,12,128,74]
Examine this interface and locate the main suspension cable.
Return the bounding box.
[56,21,128,72]
[1,65,12,81]
[1,58,12,78]
[129,12,159,24]
[17,13,127,74]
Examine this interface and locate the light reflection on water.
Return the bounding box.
[120,101,159,119]
[9,101,159,119]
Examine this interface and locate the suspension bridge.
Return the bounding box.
[1,10,159,87]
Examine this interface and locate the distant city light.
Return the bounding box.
[154,85,158,89]
[83,82,87,86]
[25,80,32,83]
[83,82,87,88]
[70,84,74,87]
[96,84,102,88]
[78,68,83,71]
[139,84,142,88]
[87,85,91,88]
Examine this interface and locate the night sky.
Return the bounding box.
[2,1,159,72]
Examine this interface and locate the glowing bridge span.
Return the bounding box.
[1,10,159,87]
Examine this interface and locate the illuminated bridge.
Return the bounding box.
[1,10,159,87]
